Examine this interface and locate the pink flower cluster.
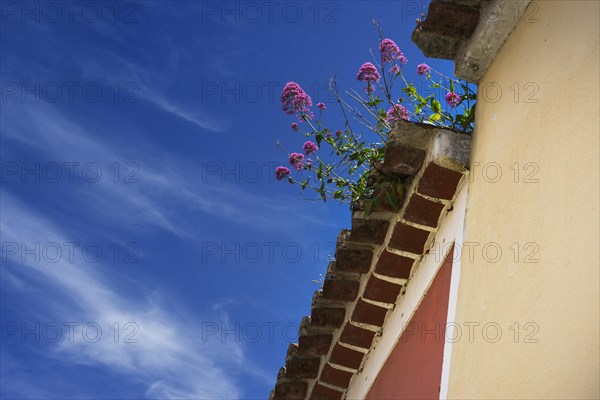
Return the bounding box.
[276,140,320,181]
[379,38,407,64]
[417,63,431,76]
[386,104,410,123]
[445,92,461,107]
[289,152,304,171]
[303,141,318,155]
[357,62,380,94]
[356,62,380,83]
[275,166,291,181]
[281,82,313,118]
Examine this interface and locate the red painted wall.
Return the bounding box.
[366,245,454,400]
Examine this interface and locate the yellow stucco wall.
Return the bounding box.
[447,1,600,399]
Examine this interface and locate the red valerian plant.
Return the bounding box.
[275,22,476,211]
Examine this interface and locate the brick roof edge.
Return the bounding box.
[270,120,471,400]
[411,0,532,83]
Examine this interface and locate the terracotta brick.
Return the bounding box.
[349,218,389,245]
[363,276,402,304]
[273,381,308,400]
[352,300,389,327]
[334,247,373,274]
[320,363,354,389]
[375,250,415,279]
[311,383,343,400]
[285,356,320,379]
[381,141,426,176]
[425,1,479,36]
[411,0,479,59]
[418,163,463,200]
[322,278,359,302]
[388,222,430,254]
[404,194,445,227]
[339,323,375,349]
[298,334,332,356]
[311,307,345,328]
[329,344,364,370]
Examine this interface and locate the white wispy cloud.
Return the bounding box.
[70,44,233,134]
[2,101,336,238]
[1,193,254,399]
[139,83,232,133]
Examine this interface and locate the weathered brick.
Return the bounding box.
[411,0,480,59]
[320,363,354,389]
[334,247,373,274]
[322,278,359,302]
[418,162,463,200]
[329,344,364,370]
[311,383,343,400]
[388,222,430,254]
[339,323,376,349]
[404,194,445,227]
[363,276,402,304]
[381,141,426,176]
[311,307,345,328]
[285,356,320,379]
[375,250,415,279]
[298,334,332,356]
[352,299,389,327]
[273,381,307,400]
[349,218,389,245]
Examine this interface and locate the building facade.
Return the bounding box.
[271,1,599,399]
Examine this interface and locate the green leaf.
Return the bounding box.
[431,99,441,113]
[429,113,441,122]
[384,188,399,211]
[395,181,404,198]
[367,98,384,107]
[319,181,326,202]
[402,83,418,98]
[363,200,373,216]
[315,132,323,147]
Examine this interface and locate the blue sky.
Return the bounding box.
[0,1,454,398]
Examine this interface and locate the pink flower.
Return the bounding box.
[335,130,343,137]
[356,62,380,83]
[379,38,408,64]
[390,65,400,75]
[317,102,326,110]
[291,122,299,131]
[289,152,304,171]
[417,63,431,76]
[386,104,410,123]
[445,92,461,107]
[281,81,313,118]
[275,166,291,181]
[303,141,318,155]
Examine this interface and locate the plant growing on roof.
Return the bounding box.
[274,22,476,212]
